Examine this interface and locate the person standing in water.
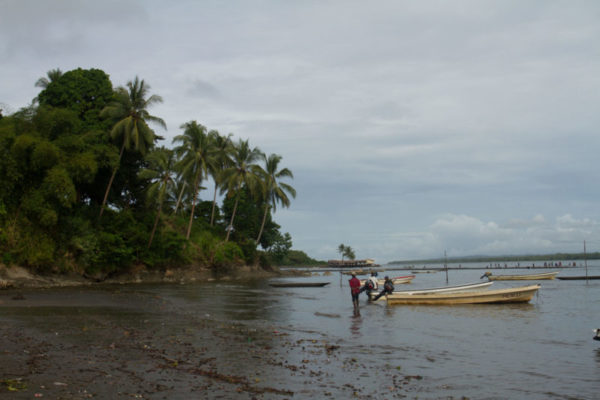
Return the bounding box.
[349,272,361,314]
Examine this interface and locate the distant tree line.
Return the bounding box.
[0,67,315,277]
[389,252,600,265]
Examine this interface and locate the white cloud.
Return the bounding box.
[2,1,600,263]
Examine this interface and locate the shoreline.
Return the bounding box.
[0,273,424,398]
[0,264,309,290]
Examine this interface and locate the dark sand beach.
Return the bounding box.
[0,269,422,399]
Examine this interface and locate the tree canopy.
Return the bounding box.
[0,68,299,276]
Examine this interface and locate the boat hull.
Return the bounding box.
[484,272,558,281]
[557,276,600,280]
[386,284,540,305]
[368,281,494,302]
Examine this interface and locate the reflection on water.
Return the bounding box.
[349,314,362,337]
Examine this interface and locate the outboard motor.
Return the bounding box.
[594,329,600,341]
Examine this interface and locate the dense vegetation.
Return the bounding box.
[0,68,315,277]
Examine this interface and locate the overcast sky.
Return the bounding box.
[2,0,600,263]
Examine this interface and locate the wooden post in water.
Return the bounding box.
[444,250,448,284]
[584,240,588,282]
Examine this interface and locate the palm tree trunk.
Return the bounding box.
[255,203,270,246]
[210,182,218,226]
[186,171,202,240]
[148,207,161,249]
[225,196,239,242]
[99,142,125,218]
[174,182,187,214]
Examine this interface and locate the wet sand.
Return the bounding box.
[0,285,424,399]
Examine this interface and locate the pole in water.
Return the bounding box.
[445,250,448,284]
[584,240,588,282]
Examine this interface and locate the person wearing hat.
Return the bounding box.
[372,276,394,301]
[348,272,361,314]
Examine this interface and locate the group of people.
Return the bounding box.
[348,271,394,313]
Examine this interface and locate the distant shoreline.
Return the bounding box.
[388,253,600,265]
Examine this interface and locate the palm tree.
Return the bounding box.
[172,121,214,239]
[99,76,166,217]
[220,139,264,242]
[344,246,356,261]
[207,130,233,226]
[35,68,63,88]
[138,147,174,248]
[255,154,296,247]
[338,244,347,262]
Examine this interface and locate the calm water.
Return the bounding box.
[197,265,600,399]
[2,264,599,399]
[143,265,599,398]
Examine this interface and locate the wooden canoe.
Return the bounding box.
[368,281,493,302]
[557,276,600,280]
[269,282,330,288]
[385,284,540,305]
[481,271,558,281]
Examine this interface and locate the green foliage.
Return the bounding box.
[11,134,38,165]
[37,68,113,126]
[269,232,293,264]
[33,106,82,140]
[42,166,77,208]
[66,151,98,184]
[213,241,244,269]
[90,231,134,274]
[22,189,58,227]
[269,249,323,266]
[0,67,299,278]
[221,188,261,241]
[14,223,56,269]
[285,250,323,265]
[31,140,60,170]
[141,228,187,267]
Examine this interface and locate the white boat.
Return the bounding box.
[369,281,493,302]
[360,275,415,286]
[395,281,493,295]
[385,284,540,305]
[481,271,559,281]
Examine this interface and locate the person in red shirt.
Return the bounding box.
[349,272,361,314]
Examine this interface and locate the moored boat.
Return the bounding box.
[360,275,415,286]
[557,276,600,280]
[385,284,540,305]
[368,281,493,302]
[395,281,493,295]
[269,282,330,288]
[481,271,558,281]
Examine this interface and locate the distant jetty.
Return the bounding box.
[327,258,379,268]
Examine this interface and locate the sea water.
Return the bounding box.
[2,264,598,399]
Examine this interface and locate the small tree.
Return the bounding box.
[344,246,356,261]
[338,244,346,261]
